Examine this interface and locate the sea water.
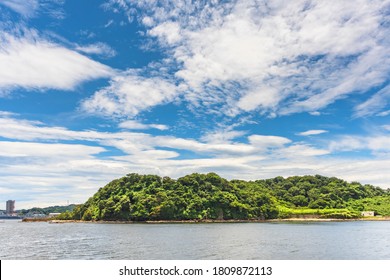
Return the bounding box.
[1,220,389,259]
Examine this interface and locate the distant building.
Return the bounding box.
[48,213,61,217]
[25,212,46,218]
[6,200,15,215]
[361,211,375,217]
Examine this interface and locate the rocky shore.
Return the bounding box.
[36,216,390,224]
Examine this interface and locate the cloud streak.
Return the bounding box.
[298,130,328,136]
[119,120,169,131]
[0,0,39,18]
[354,85,390,118]
[0,30,114,91]
[75,42,117,58]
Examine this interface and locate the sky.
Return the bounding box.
[0,0,389,209]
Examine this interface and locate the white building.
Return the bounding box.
[48,213,61,217]
[361,211,375,217]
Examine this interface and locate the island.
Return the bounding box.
[50,173,390,222]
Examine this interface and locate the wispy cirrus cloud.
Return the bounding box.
[98,0,390,119]
[0,0,39,18]
[0,0,65,19]
[354,84,390,118]
[75,42,117,58]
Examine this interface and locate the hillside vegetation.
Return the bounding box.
[58,173,390,221]
[18,204,76,215]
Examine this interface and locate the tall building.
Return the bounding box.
[6,200,15,215]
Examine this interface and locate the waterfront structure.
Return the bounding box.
[6,200,15,215]
[361,211,375,217]
[48,213,61,217]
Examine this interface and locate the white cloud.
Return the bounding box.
[0,117,109,141]
[367,136,390,152]
[329,136,365,152]
[200,129,246,144]
[0,111,17,117]
[237,86,280,112]
[104,19,114,28]
[284,46,390,115]
[279,144,329,158]
[298,130,328,136]
[105,0,390,118]
[81,73,178,118]
[0,141,105,158]
[0,0,39,18]
[119,120,169,130]
[75,42,117,58]
[354,84,390,118]
[0,30,114,91]
[329,135,390,153]
[149,21,181,45]
[248,135,291,147]
[151,135,254,156]
[0,115,327,159]
[377,110,390,117]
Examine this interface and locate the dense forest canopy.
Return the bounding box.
[58,173,390,221]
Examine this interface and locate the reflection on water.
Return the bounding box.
[1,220,389,259]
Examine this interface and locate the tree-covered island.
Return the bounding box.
[57,173,390,221]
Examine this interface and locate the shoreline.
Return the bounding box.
[25,216,390,224]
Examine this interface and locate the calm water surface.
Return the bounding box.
[1,220,389,259]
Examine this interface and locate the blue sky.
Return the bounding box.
[0,0,389,209]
